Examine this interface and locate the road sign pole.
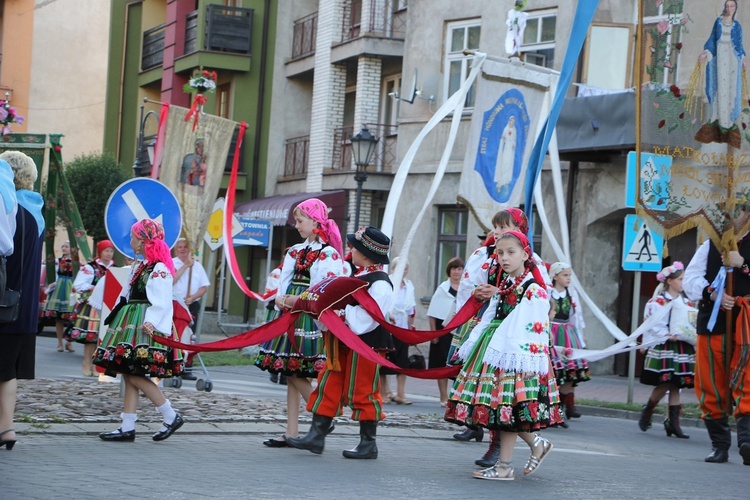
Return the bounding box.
[627,271,641,404]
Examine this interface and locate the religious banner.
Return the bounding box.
[638,0,750,250]
[457,59,556,230]
[157,105,238,251]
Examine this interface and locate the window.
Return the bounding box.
[443,20,481,107]
[583,24,632,90]
[216,83,231,119]
[519,9,556,69]
[435,207,468,287]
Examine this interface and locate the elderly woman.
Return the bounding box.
[0,151,45,451]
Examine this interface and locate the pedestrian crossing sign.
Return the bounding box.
[622,215,663,272]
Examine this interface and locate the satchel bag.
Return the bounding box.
[0,213,23,324]
[408,346,426,370]
[0,288,20,323]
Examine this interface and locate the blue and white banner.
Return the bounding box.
[458,59,556,229]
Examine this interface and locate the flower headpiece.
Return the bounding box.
[656,261,684,282]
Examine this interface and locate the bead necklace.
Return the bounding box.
[129,262,148,287]
[497,268,529,296]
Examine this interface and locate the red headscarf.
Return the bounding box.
[505,208,529,235]
[96,239,114,258]
[501,230,545,287]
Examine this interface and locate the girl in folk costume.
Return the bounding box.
[287,227,394,459]
[44,241,76,352]
[64,240,115,377]
[449,208,550,468]
[446,231,561,480]
[95,219,184,442]
[254,198,344,447]
[547,262,590,421]
[638,262,695,439]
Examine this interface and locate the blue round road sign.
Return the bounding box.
[104,178,182,259]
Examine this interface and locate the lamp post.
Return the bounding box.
[132,103,159,177]
[350,125,379,230]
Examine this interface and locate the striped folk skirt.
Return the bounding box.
[640,339,695,388]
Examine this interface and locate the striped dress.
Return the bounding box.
[640,293,695,388]
[445,274,564,432]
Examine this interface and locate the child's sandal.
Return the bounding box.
[472,460,514,481]
[524,435,553,475]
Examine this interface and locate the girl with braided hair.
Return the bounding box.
[95,219,184,442]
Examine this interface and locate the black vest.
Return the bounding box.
[355,271,394,351]
[696,238,750,335]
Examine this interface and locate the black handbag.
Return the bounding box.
[408,346,426,370]
[0,288,20,323]
[0,214,23,324]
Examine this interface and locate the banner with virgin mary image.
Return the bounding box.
[458,58,556,230]
[158,105,238,250]
[638,0,750,250]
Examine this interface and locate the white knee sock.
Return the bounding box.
[156,400,177,431]
[120,412,137,432]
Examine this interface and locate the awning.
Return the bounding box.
[234,190,347,227]
[556,91,635,158]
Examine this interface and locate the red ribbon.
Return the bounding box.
[184,94,208,131]
[151,292,483,379]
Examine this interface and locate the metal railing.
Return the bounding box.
[332,123,397,172]
[185,10,199,54]
[142,23,166,71]
[292,12,317,58]
[341,0,406,42]
[184,5,253,55]
[283,135,310,177]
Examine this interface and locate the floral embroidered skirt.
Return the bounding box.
[43,276,74,320]
[640,340,695,388]
[445,321,564,432]
[93,302,183,378]
[64,293,100,344]
[446,304,488,366]
[253,285,325,377]
[549,321,591,386]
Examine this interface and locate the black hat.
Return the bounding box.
[346,227,391,264]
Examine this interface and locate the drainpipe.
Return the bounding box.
[243,0,271,323]
[116,1,144,161]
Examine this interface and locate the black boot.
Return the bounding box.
[737,414,750,466]
[638,399,658,432]
[664,405,689,439]
[475,430,501,467]
[343,421,378,459]
[564,393,581,419]
[453,426,484,442]
[286,414,333,455]
[704,417,731,463]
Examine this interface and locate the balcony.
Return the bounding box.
[292,12,317,59]
[283,135,309,178]
[332,123,397,173]
[141,23,166,71]
[332,1,405,64]
[177,4,253,74]
[341,0,407,42]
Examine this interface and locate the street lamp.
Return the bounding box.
[132,103,159,177]
[350,125,379,230]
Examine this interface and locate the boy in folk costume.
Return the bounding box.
[684,203,750,466]
[287,227,394,459]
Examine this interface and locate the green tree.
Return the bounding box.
[63,152,131,242]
